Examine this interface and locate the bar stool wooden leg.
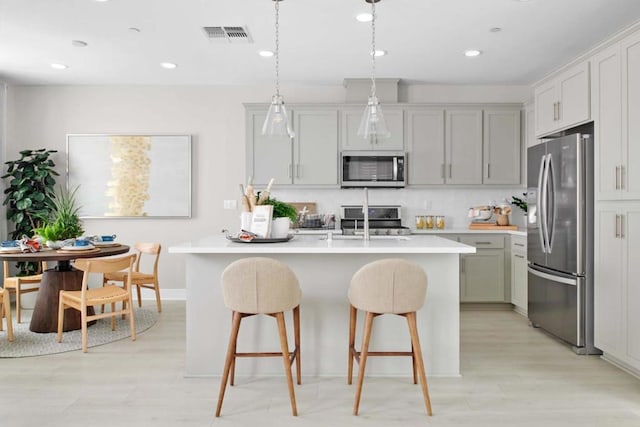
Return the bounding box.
[229,311,236,386]
[353,311,374,416]
[347,304,357,385]
[411,342,418,385]
[293,305,301,385]
[276,312,298,416]
[406,312,433,416]
[216,311,242,417]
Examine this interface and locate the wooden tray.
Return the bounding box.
[469,223,519,230]
[226,235,294,244]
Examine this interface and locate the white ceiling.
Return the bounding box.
[2,0,640,87]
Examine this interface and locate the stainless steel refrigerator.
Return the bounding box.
[526,129,600,354]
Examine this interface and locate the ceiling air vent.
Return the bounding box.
[203,26,253,44]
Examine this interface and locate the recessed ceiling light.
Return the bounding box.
[489,27,502,33]
[259,50,274,58]
[71,40,88,47]
[370,50,388,57]
[356,13,373,22]
[464,50,482,57]
[50,63,68,70]
[94,0,110,3]
[160,62,177,69]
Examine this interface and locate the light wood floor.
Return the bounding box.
[1,301,639,426]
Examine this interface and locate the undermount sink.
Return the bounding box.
[319,234,411,241]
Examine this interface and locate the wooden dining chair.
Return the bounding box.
[102,243,162,313]
[3,261,47,323]
[57,254,136,353]
[0,287,14,342]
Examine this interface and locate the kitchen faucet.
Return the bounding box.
[363,187,370,241]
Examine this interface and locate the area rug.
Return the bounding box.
[0,307,158,357]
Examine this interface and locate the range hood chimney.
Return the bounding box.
[343,78,400,103]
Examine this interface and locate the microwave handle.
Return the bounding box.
[393,157,398,181]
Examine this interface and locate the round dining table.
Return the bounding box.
[0,244,130,333]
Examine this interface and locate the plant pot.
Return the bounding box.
[271,217,291,238]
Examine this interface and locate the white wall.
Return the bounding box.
[4,83,531,290]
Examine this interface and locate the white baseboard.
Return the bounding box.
[601,353,640,380]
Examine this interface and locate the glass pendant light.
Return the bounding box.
[357,0,390,139]
[262,0,294,138]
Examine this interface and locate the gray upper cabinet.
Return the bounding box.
[246,106,339,186]
[247,109,292,186]
[293,108,339,186]
[406,109,445,184]
[446,109,483,185]
[483,109,521,185]
[340,107,404,151]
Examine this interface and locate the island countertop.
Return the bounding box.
[168,234,476,255]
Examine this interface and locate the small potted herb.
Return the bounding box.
[511,193,528,214]
[261,196,297,238]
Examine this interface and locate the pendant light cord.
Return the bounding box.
[370,0,376,98]
[275,0,281,98]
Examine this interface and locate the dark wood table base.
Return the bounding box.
[29,269,96,333]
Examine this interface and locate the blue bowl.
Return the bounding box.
[101,235,116,242]
[74,239,90,247]
[1,240,18,248]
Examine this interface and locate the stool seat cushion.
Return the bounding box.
[222,257,301,314]
[348,258,427,314]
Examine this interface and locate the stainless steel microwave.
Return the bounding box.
[340,151,406,188]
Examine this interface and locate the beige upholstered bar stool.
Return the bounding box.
[216,257,302,417]
[348,258,433,416]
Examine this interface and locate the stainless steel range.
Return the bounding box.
[341,205,411,236]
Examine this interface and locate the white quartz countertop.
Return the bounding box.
[169,234,476,255]
[411,228,527,237]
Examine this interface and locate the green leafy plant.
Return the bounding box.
[34,186,84,242]
[261,197,297,223]
[2,149,58,275]
[511,193,528,213]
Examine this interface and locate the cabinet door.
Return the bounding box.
[246,110,293,186]
[461,249,505,302]
[483,109,521,185]
[294,109,339,185]
[511,252,528,313]
[625,208,640,362]
[558,61,590,128]
[406,109,445,184]
[340,107,404,151]
[622,32,640,199]
[445,109,483,184]
[591,45,623,200]
[594,206,624,354]
[534,81,557,137]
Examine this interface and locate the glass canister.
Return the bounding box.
[425,215,434,229]
[435,215,446,229]
[415,215,426,229]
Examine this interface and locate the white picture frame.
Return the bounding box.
[66,134,192,218]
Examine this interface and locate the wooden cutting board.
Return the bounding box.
[469,223,519,230]
[288,202,317,214]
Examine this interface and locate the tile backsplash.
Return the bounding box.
[272,187,528,229]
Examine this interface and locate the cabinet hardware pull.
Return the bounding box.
[296,164,300,178]
[441,164,445,179]
[557,101,561,121]
[486,163,491,179]
[620,165,625,190]
[621,214,625,239]
[475,241,492,245]
[615,214,621,238]
[449,164,452,179]
[514,254,525,259]
[553,102,558,121]
[514,243,525,247]
[288,163,293,178]
[616,166,620,190]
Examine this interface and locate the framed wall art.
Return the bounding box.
[67,134,192,218]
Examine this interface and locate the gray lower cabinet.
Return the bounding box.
[459,235,506,302]
[340,107,404,151]
[510,235,527,314]
[246,106,339,186]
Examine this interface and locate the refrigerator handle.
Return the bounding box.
[546,153,555,253]
[537,154,547,253]
[541,154,551,253]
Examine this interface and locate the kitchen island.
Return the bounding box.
[169,234,475,377]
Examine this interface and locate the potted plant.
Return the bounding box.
[261,197,297,238]
[511,194,528,213]
[33,186,84,248]
[2,149,58,274]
